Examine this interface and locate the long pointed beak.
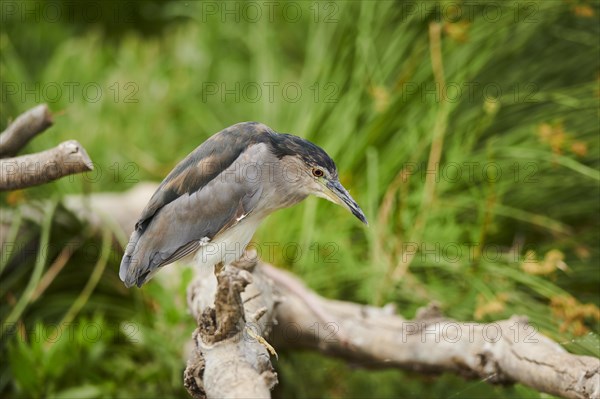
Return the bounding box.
[325,180,368,225]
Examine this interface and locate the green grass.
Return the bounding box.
[1,1,599,398]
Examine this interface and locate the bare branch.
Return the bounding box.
[181,257,598,399]
[266,265,600,399]
[0,140,93,190]
[185,257,278,399]
[0,104,53,158]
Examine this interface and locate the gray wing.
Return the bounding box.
[119,123,272,288]
[120,176,263,288]
[135,122,270,232]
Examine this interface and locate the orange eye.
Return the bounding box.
[312,168,324,178]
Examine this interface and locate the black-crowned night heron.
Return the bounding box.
[119,122,367,288]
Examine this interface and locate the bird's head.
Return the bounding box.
[269,132,368,225]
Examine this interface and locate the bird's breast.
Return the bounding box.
[193,213,263,270]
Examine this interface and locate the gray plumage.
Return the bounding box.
[119,122,367,288]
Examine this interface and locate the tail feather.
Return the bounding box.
[119,227,187,288]
[119,230,144,288]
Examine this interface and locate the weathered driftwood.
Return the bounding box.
[0,104,53,158]
[0,104,93,190]
[185,256,599,399]
[0,140,93,190]
[268,263,600,399]
[184,256,278,399]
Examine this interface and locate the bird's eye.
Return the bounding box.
[312,168,324,178]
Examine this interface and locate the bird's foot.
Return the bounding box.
[245,326,278,360]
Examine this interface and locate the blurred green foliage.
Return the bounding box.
[1,0,599,398]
